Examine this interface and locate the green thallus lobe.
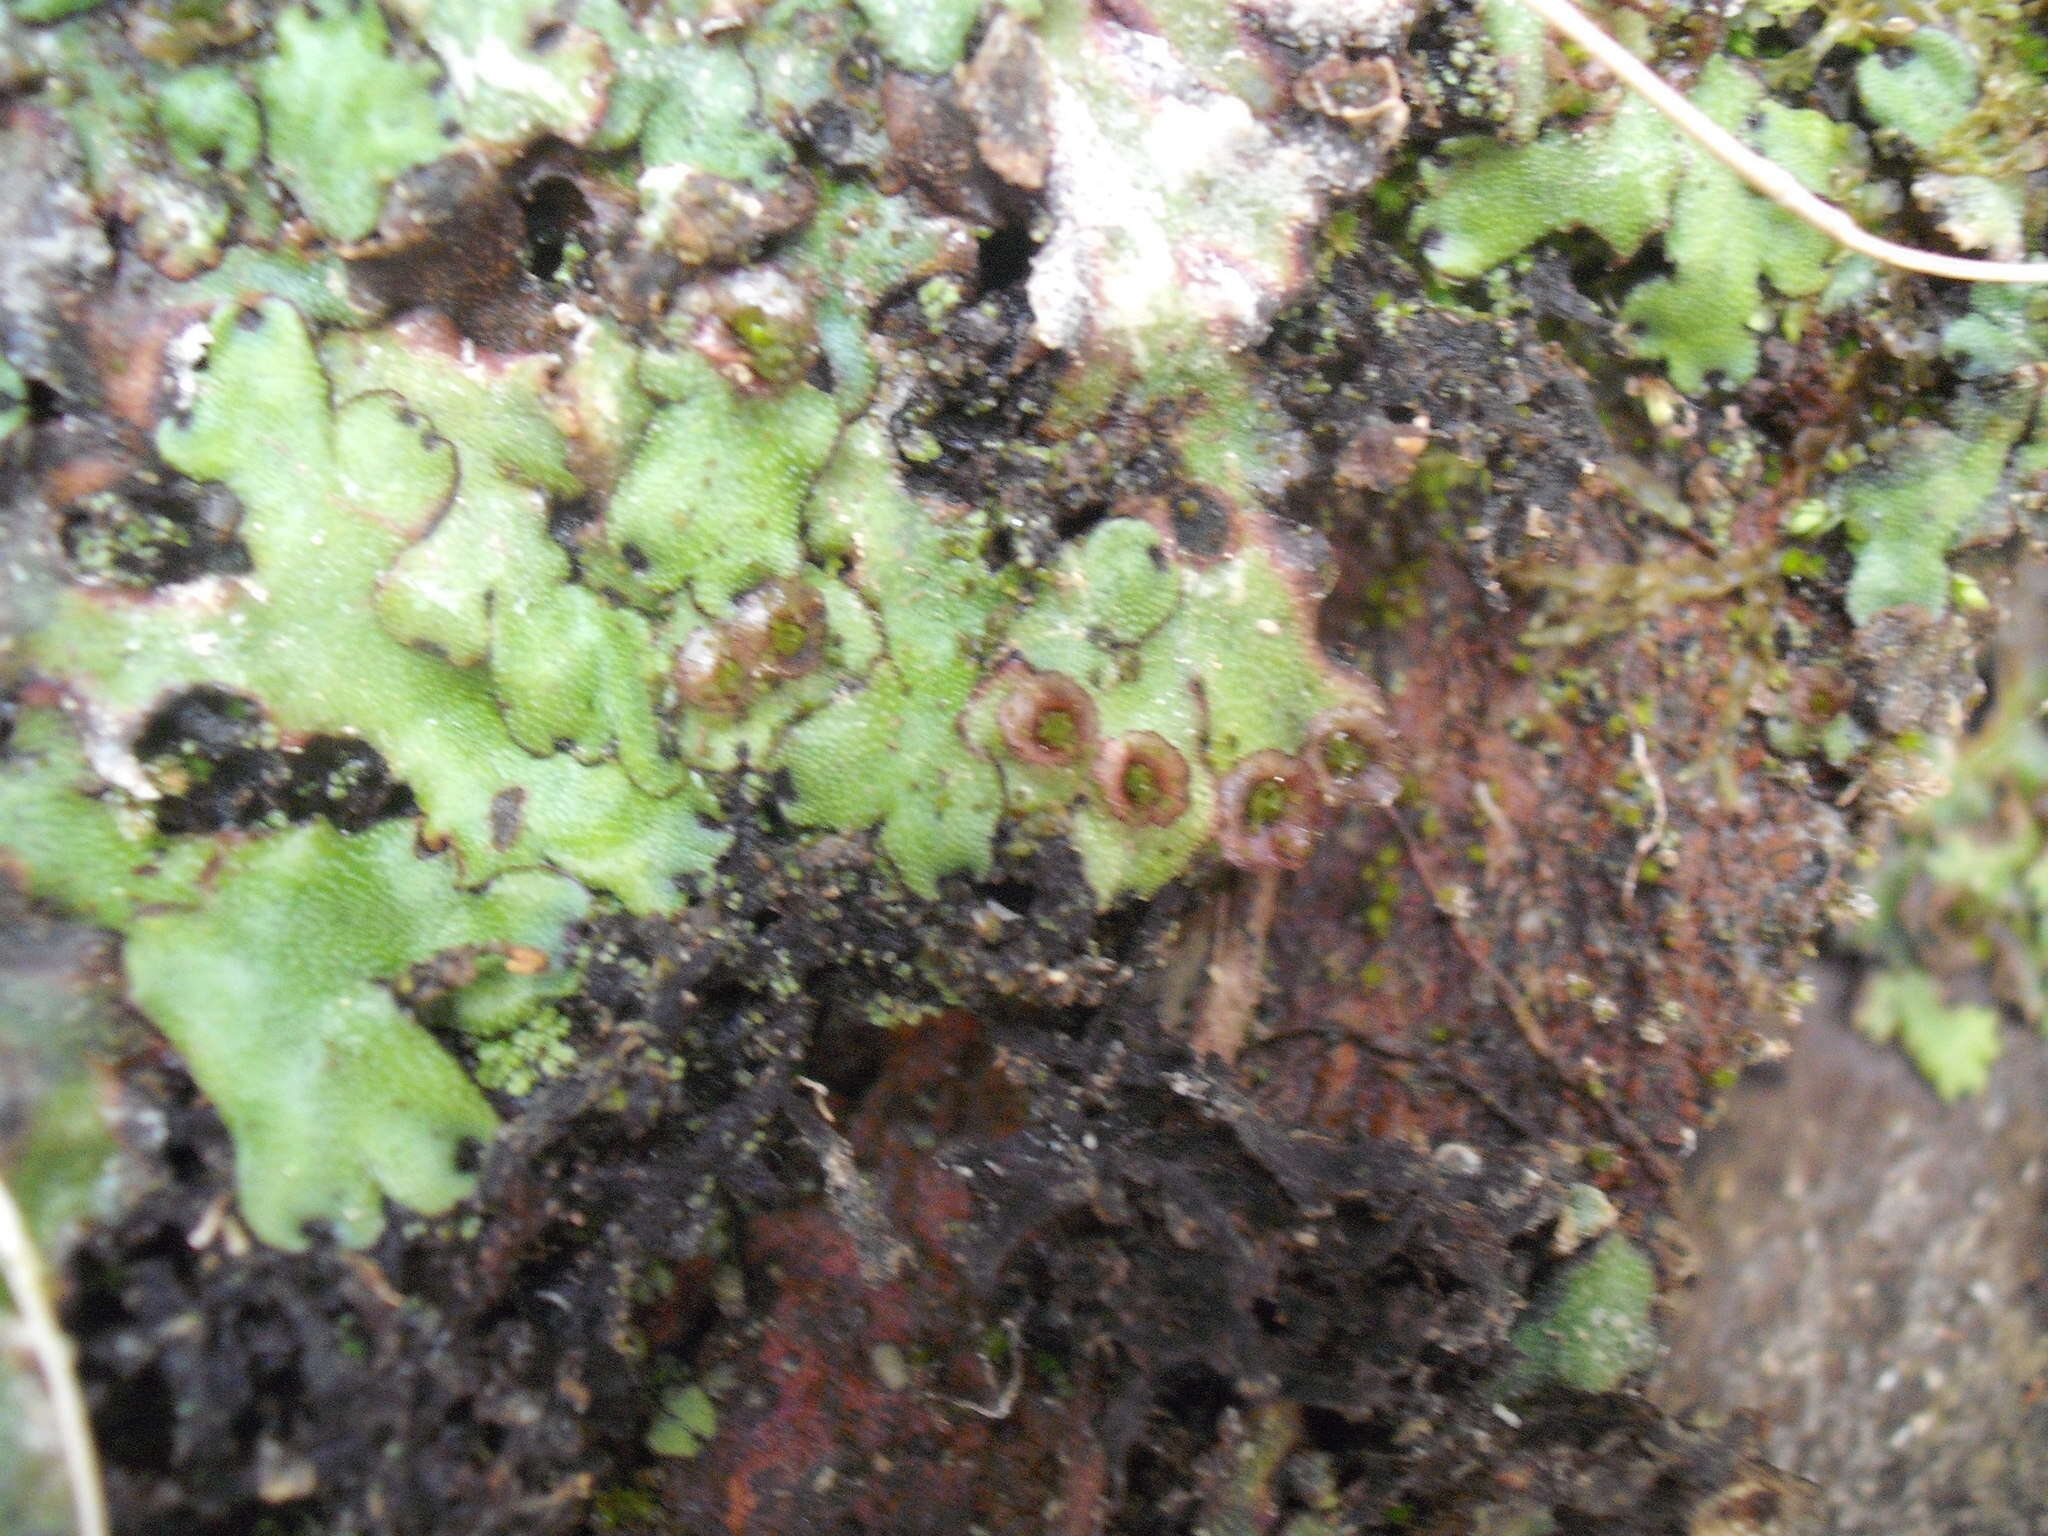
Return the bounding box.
[0,0,1392,1248]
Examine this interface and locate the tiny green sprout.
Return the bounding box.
[1783,498,1834,537]
[1502,1233,1656,1396]
[1779,548,1828,581]
[1952,572,1992,612]
[1321,207,1363,262]
[727,305,800,384]
[646,1384,719,1458]
[917,275,966,327]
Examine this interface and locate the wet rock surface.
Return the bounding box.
[1660,965,2048,1535]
